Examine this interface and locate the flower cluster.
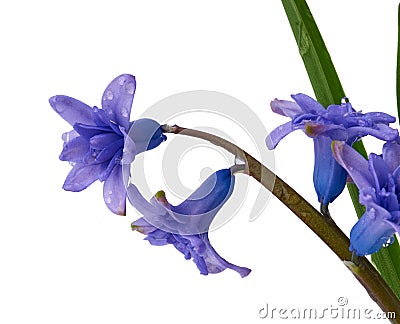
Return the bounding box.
[51,75,249,276]
[266,93,400,256]
[266,93,398,206]
[333,140,400,255]
[52,75,400,272]
[50,74,166,215]
[128,168,251,277]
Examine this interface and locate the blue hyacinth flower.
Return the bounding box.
[333,140,400,255]
[128,168,251,277]
[50,74,166,215]
[266,94,398,206]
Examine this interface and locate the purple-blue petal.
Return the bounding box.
[94,138,124,163]
[121,134,136,164]
[98,148,122,181]
[333,141,375,191]
[291,93,326,114]
[59,136,90,162]
[270,99,302,118]
[345,124,399,143]
[313,136,347,204]
[62,162,106,192]
[303,122,348,140]
[101,74,136,130]
[131,217,157,235]
[358,187,378,207]
[383,139,400,173]
[369,153,391,192]
[128,118,166,154]
[73,123,113,140]
[126,184,166,217]
[350,208,396,255]
[49,95,96,126]
[90,133,122,150]
[200,233,251,277]
[103,165,126,215]
[145,229,171,246]
[169,169,235,235]
[135,226,251,277]
[363,112,396,124]
[265,121,294,149]
[61,130,79,143]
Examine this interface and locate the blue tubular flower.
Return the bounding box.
[333,140,400,255]
[128,168,251,277]
[266,94,398,205]
[50,74,166,215]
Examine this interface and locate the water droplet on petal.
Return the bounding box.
[382,236,394,247]
[105,197,112,204]
[121,108,129,117]
[104,90,114,101]
[125,82,135,94]
[341,97,350,104]
[108,190,113,195]
[118,76,126,85]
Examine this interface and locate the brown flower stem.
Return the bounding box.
[163,124,400,322]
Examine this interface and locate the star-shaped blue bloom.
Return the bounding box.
[50,74,166,215]
[266,94,398,206]
[333,140,400,255]
[128,168,251,277]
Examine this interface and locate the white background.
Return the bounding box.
[1,0,399,323]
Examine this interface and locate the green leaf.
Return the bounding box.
[281,0,400,299]
[281,0,344,106]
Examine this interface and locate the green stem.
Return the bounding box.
[164,124,400,322]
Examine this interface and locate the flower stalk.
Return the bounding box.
[163,124,400,322]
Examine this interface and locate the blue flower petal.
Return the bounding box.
[364,112,396,124]
[103,165,126,215]
[313,137,347,204]
[126,184,166,217]
[128,118,166,154]
[152,169,235,235]
[49,95,96,126]
[101,74,136,130]
[333,141,375,191]
[350,208,396,255]
[59,136,90,162]
[270,98,302,118]
[369,153,391,192]
[94,138,124,163]
[73,123,113,140]
[291,93,326,114]
[63,162,106,192]
[199,233,251,277]
[98,148,122,182]
[303,122,348,140]
[131,217,157,235]
[345,124,399,143]
[265,121,294,149]
[121,134,136,164]
[90,133,122,150]
[383,140,400,173]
